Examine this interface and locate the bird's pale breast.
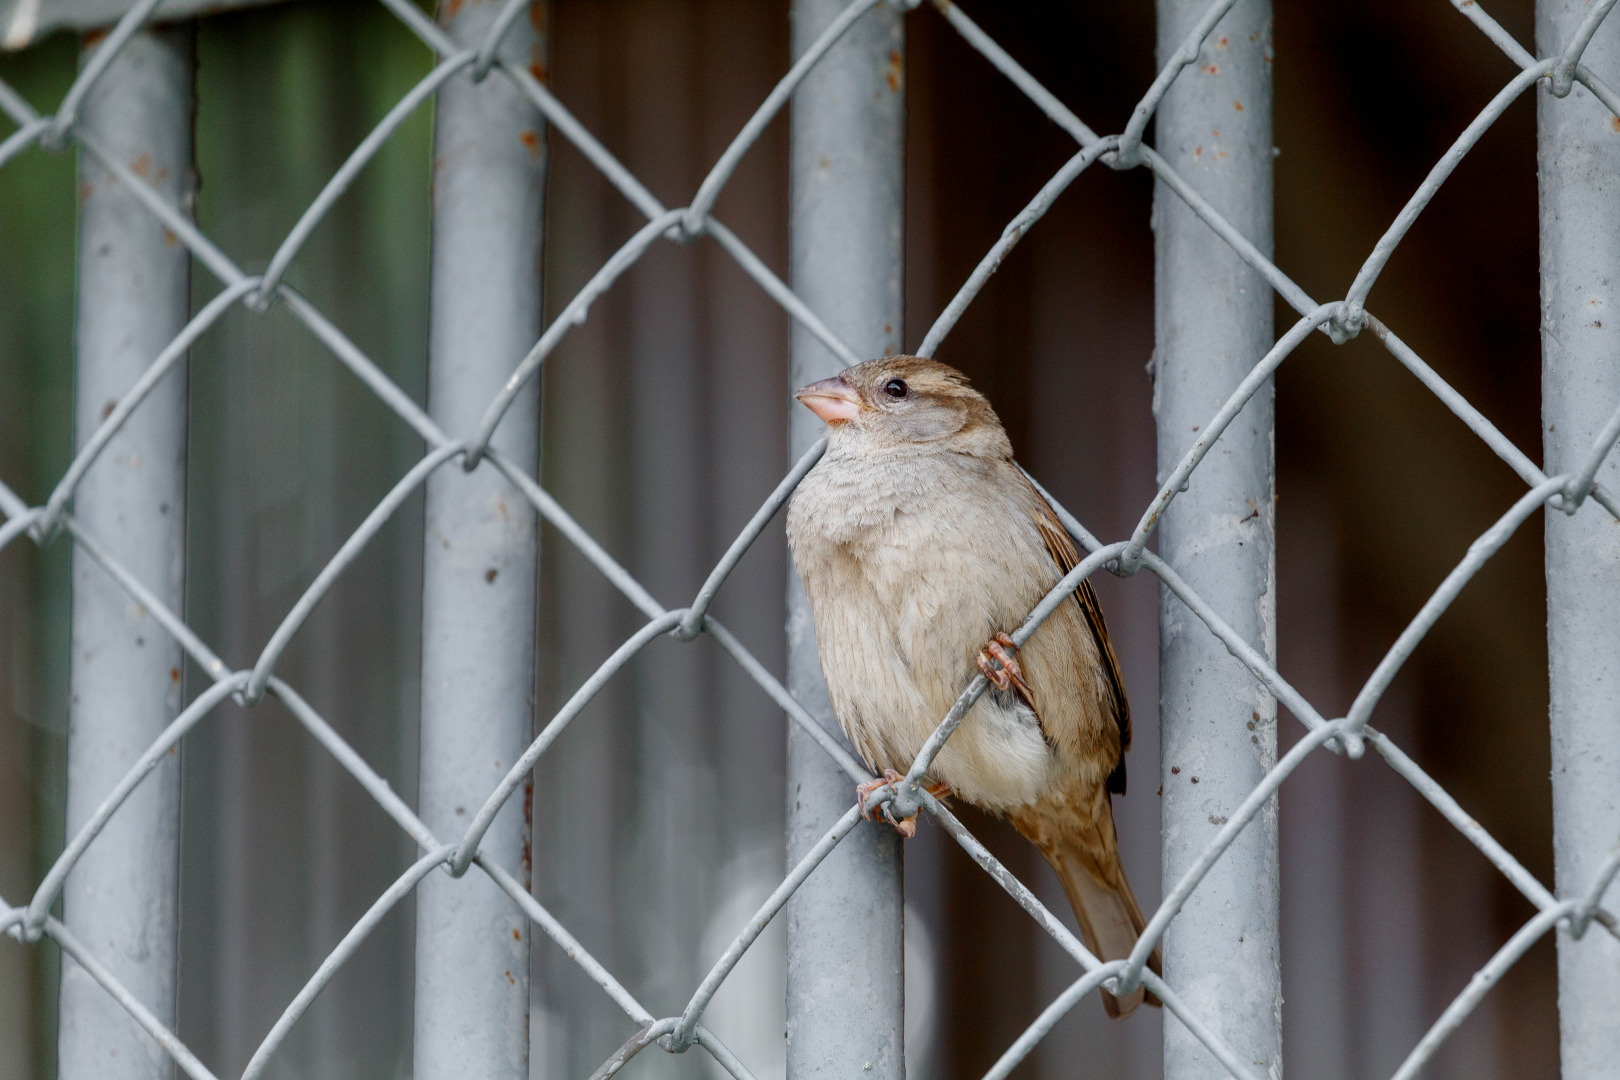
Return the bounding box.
[787,441,1098,810]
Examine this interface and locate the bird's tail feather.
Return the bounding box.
[1011,795,1162,1019]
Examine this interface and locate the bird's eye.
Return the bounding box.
[882,378,908,399]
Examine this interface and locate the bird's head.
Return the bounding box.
[794,356,1010,457]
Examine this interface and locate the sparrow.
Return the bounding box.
[785,355,1161,1017]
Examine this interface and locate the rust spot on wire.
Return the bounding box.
[520,130,539,156]
[885,49,902,94]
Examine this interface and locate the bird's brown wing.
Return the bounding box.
[1021,480,1133,795]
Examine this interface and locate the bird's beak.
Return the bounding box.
[794,376,862,424]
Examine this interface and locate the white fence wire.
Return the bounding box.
[2,0,1620,1077]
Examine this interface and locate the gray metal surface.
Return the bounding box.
[0,0,284,49]
[786,1,906,1077]
[57,26,193,1080]
[5,1,1620,1079]
[413,2,544,1078]
[1537,2,1620,1076]
[1150,1,1281,1076]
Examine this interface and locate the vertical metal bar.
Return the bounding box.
[1151,2,1280,1077]
[58,24,194,1080]
[1536,6,1620,1077]
[414,3,545,1078]
[786,2,905,1078]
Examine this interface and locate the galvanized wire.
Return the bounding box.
[2,1,1620,1079]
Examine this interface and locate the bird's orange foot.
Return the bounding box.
[977,632,1030,696]
[855,769,919,838]
[855,769,903,819]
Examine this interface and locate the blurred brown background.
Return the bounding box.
[0,1,1558,1078]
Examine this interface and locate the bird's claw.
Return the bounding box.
[856,769,919,838]
[855,770,902,819]
[977,632,1030,695]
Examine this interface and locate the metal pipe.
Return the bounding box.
[786,1,905,1076]
[1536,3,1620,1076]
[413,2,545,1077]
[57,24,193,1080]
[1150,1,1281,1076]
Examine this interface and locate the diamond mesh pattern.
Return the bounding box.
[3,1,1620,1078]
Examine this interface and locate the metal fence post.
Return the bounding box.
[1151,1,1281,1076]
[413,3,546,1078]
[57,24,194,1080]
[786,1,906,1077]
[1536,6,1620,1077]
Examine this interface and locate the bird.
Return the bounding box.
[785,355,1161,1017]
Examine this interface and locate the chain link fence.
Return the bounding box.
[2,0,1620,1077]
